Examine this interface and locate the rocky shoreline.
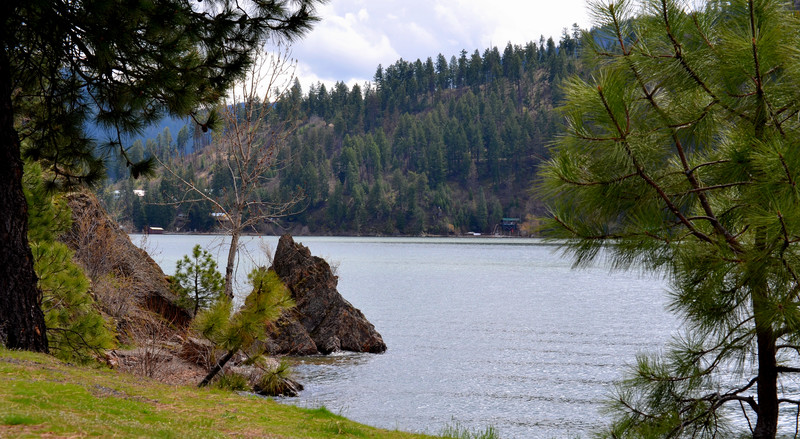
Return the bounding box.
[63,191,386,395]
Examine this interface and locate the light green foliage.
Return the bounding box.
[541,0,800,436]
[173,245,224,315]
[212,371,250,392]
[215,268,293,352]
[255,358,295,396]
[193,267,293,386]
[193,296,234,348]
[24,163,115,363]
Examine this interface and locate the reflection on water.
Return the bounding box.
[136,234,676,438]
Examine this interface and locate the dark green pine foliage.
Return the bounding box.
[11,0,321,185]
[173,245,224,316]
[540,0,800,437]
[264,36,582,235]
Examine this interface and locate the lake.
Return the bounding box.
[134,234,676,438]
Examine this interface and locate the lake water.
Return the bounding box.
[134,234,676,438]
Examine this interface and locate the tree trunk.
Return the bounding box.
[752,228,777,438]
[223,223,240,300]
[198,348,235,387]
[751,60,777,439]
[0,44,48,352]
[753,324,778,439]
[193,267,200,316]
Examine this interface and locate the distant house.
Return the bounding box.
[133,189,145,197]
[210,212,230,222]
[499,218,520,235]
[147,226,164,235]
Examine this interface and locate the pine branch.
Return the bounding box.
[558,172,638,187]
[680,182,751,194]
[597,86,716,246]
[658,0,751,123]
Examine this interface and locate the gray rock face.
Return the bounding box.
[266,234,387,355]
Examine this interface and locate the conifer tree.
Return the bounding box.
[176,125,190,156]
[540,0,800,436]
[194,267,293,387]
[1,0,323,352]
[174,245,224,316]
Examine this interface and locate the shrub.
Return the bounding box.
[254,358,302,397]
[213,371,250,391]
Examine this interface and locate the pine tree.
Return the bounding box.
[1,0,322,351]
[195,267,293,387]
[176,125,190,156]
[174,245,224,316]
[540,0,800,436]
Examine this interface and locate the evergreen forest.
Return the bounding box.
[99,28,585,236]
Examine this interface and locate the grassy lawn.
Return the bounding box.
[0,348,435,438]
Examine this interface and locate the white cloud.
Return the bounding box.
[402,22,439,53]
[294,60,371,92]
[291,3,400,88]
[291,0,592,90]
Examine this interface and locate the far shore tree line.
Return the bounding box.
[97,32,584,236]
[4,0,800,437]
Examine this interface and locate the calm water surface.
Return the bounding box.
[135,234,676,438]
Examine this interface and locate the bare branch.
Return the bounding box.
[157,43,304,298]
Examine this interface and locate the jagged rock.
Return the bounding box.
[266,234,387,355]
[61,191,191,328]
[255,318,318,355]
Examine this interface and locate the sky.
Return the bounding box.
[288,0,592,91]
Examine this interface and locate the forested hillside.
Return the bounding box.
[99,30,585,235]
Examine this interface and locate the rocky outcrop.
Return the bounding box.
[61,191,191,328]
[58,193,308,394]
[265,234,387,355]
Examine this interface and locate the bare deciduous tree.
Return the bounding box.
[160,45,304,298]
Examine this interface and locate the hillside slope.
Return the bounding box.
[99,35,585,236]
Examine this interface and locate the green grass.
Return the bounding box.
[0,348,437,438]
[439,422,500,439]
[2,414,41,426]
